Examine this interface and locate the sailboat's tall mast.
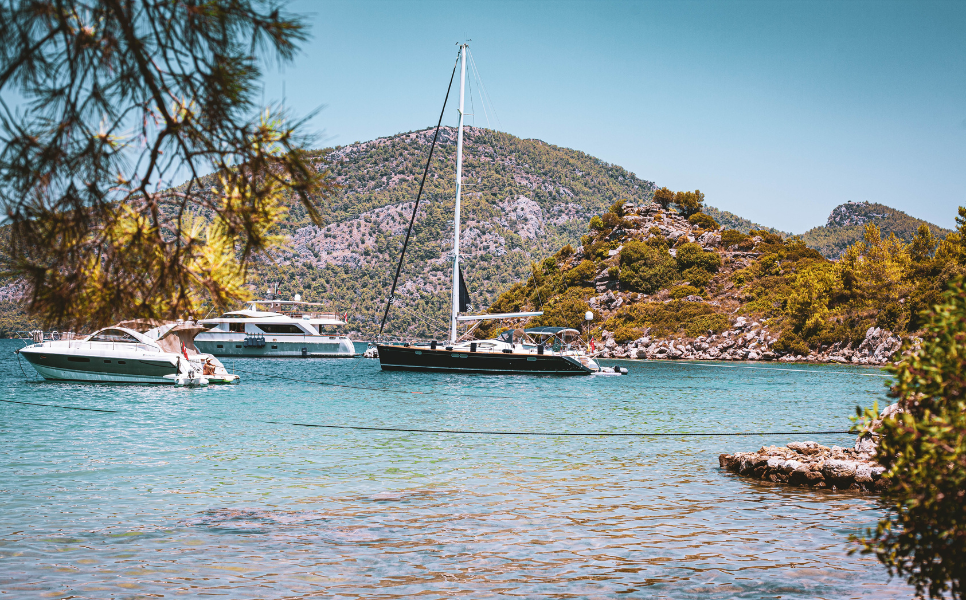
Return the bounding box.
[450,44,467,344]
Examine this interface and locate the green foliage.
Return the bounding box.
[618,240,678,294]
[654,187,675,210]
[613,325,643,343]
[674,190,705,217]
[772,329,810,356]
[681,266,713,288]
[855,278,966,599]
[0,0,331,328]
[688,212,719,230]
[590,215,605,231]
[800,202,952,259]
[606,299,725,338]
[563,260,597,288]
[670,285,701,299]
[675,243,721,273]
[720,229,750,248]
[531,288,592,330]
[703,206,786,235]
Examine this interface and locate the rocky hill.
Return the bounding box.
[240,126,657,339]
[476,201,965,364]
[798,201,950,259]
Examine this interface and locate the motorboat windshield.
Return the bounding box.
[86,327,156,345]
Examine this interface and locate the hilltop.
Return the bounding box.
[798,201,951,258]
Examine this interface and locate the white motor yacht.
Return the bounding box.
[196,300,356,358]
[17,324,239,385]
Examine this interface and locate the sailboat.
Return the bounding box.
[376,44,599,375]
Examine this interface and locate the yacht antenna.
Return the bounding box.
[450,43,467,344]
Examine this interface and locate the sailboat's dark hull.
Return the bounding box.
[377,345,594,375]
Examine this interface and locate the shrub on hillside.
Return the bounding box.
[772,329,810,356]
[670,285,701,299]
[675,243,721,273]
[606,299,725,338]
[688,212,719,230]
[685,313,729,337]
[720,229,749,248]
[531,289,592,330]
[682,266,713,288]
[613,325,643,343]
[563,260,597,288]
[618,240,678,294]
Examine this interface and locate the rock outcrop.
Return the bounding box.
[718,403,901,493]
[594,321,901,365]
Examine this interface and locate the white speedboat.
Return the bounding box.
[17,324,238,385]
[196,300,356,358]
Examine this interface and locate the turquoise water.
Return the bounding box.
[0,338,913,598]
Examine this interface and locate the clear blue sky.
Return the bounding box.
[263,0,965,233]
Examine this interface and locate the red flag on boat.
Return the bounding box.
[181,340,189,359]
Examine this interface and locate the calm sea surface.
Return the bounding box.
[0,339,914,599]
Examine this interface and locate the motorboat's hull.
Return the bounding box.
[19,348,179,384]
[377,345,594,375]
[195,335,356,358]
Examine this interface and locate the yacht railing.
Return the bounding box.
[24,339,163,353]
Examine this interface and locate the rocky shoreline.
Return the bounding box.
[594,314,902,366]
[718,404,900,493]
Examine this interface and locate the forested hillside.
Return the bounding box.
[243,126,656,339]
[799,201,950,258]
[0,127,955,343]
[477,200,966,363]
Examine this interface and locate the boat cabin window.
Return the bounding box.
[229,323,246,333]
[89,329,140,343]
[223,313,250,319]
[257,324,305,334]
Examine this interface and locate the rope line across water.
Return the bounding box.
[231,367,426,395]
[0,398,117,413]
[265,420,854,437]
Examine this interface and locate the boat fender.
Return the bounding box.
[301,347,308,357]
[470,342,477,353]
[445,346,453,351]
[430,341,437,350]
[537,344,544,355]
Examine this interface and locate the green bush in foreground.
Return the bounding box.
[856,277,966,599]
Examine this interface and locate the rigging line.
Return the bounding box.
[0,398,117,413]
[378,52,460,337]
[666,361,892,378]
[467,49,501,131]
[385,301,448,339]
[467,49,490,129]
[265,421,854,437]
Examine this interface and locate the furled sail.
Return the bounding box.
[458,266,471,312]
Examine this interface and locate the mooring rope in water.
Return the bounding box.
[0,398,117,413]
[265,420,853,437]
[231,366,603,401]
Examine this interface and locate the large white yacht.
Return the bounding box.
[196,300,357,358]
